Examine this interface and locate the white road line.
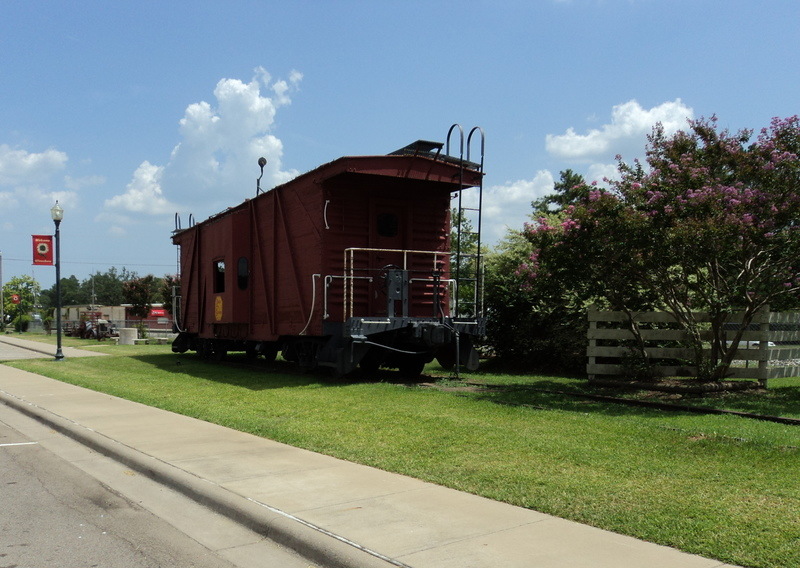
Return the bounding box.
[0,442,39,447]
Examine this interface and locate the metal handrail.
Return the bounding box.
[342,247,450,319]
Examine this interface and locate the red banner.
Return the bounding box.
[149,308,167,317]
[32,235,54,266]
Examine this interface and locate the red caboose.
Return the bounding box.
[171,128,485,377]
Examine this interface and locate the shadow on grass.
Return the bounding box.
[120,350,800,419]
[455,380,682,419]
[125,352,325,390]
[457,378,800,421]
[125,351,420,391]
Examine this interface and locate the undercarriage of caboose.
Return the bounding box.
[171,125,486,379]
[173,256,485,378]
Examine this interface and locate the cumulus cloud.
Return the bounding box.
[173,68,299,196]
[545,99,693,162]
[476,99,695,243]
[104,67,303,235]
[586,162,620,185]
[2,192,76,234]
[104,161,174,214]
[0,144,68,186]
[469,170,555,242]
[0,144,78,232]
[541,98,695,190]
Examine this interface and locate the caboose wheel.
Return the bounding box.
[197,339,213,360]
[213,343,227,361]
[398,357,425,379]
[359,358,380,375]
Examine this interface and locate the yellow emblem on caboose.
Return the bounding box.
[214,296,223,321]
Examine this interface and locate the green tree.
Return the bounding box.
[160,274,179,316]
[531,169,590,214]
[2,275,41,331]
[40,267,137,311]
[482,170,596,372]
[122,275,158,320]
[40,275,87,311]
[123,275,159,339]
[80,267,134,306]
[450,209,482,317]
[521,115,800,380]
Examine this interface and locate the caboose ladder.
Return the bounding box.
[447,124,485,320]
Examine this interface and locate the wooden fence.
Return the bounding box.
[587,306,800,386]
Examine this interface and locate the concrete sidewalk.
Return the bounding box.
[0,333,107,360]
[0,337,737,568]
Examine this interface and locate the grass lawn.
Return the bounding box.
[4,336,799,568]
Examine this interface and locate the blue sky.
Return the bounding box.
[1,0,798,289]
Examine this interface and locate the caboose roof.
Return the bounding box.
[302,147,483,186]
[173,147,482,236]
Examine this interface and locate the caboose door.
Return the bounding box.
[368,199,409,317]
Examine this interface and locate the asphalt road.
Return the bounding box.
[0,412,315,568]
[0,420,240,567]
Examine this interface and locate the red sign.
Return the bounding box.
[32,234,54,266]
[11,294,20,305]
[149,308,167,317]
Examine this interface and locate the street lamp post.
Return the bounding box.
[51,202,64,361]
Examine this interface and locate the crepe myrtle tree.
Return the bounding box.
[519,115,800,381]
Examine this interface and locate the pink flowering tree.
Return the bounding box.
[520,116,800,380]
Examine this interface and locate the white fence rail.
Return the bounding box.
[587,306,800,386]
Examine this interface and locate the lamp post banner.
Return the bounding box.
[32,234,54,266]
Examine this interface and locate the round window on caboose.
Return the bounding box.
[377,213,398,237]
[237,257,249,290]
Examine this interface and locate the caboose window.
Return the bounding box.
[237,257,249,290]
[213,260,225,293]
[377,213,398,237]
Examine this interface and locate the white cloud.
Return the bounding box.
[104,161,174,214]
[545,98,693,162]
[542,98,695,189]
[0,185,77,218]
[165,67,300,202]
[586,162,620,185]
[65,174,106,191]
[0,191,18,211]
[95,213,131,237]
[0,145,78,228]
[0,144,68,186]
[469,170,555,242]
[104,66,302,236]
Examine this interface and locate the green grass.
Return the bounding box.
[4,342,800,568]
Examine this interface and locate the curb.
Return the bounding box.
[0,390,402,568]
